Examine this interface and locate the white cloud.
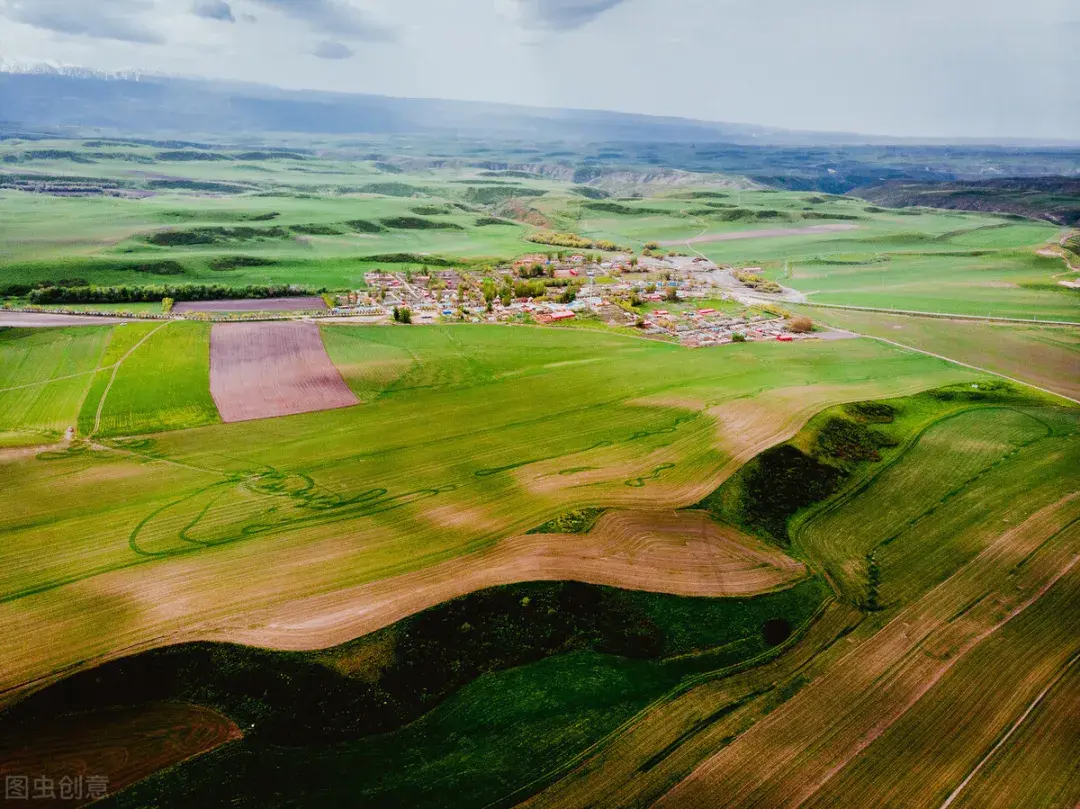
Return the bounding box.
[0,0,163,43]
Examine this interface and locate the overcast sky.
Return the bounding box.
[0,0,1077,139]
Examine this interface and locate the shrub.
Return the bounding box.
[209,256,276,271]
[787,315,814,333]
[844,401,896,423]
[380,216,463,231]
[343,219,386,234]
[28,283,314,305]
[731,332,747,343]
[161,297,175,314]
[814,417,894,464]
[737,445,844,542]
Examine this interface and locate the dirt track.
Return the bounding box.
[0,312,137,328]
[661,223,858,247]
[209,321,358,423]
[174,297,327,313]
[210,509,807,650]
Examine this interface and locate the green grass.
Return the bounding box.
[792,307,1080,402]
[93,321,219,437]
[2,157,1074,320]
[91,579,829,809]
[704,381,1080,608]
[0,326,111,446]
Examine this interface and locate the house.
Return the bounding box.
[777,334,793,342]
[698,308,716,316]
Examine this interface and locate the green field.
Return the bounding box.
[792,307,1080,401]
[0,326,110,446]
[2,135,1080,809]
[2,139,1076,321]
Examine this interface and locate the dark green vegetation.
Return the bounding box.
[10,579,828,809]
[698,381,1055,546]
[379,215,463,230]
[27,283,315,304]
[527,507,608,534]
[857,177,1080,226]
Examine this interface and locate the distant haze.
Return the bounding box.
[0,0,1076,141]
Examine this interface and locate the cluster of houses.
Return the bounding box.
[336,253,805,347]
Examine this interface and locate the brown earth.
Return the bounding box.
[209,321,358,423]
[661,224,858,246]
[173,297,327,313]
[206,508,807,651]
[0,701,240,807]
[0,313,137,328]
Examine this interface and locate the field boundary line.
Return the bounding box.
[89,322,171,438]
[817,325,1080,406]
[0,368,101,393]
[938,647,1080,809]
[797,301,1080,326]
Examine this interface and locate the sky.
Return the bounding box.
[0,0,1077,140]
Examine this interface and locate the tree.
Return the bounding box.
[788,315,814,333]
[665,285,679,302]
[644,241,660,251]
[732,332,747,343]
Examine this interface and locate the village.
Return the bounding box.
[335,250,811,347]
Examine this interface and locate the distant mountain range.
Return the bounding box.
[4,62,1077,148]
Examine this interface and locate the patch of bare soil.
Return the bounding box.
[213,508,807,651]
[0,313,137,328]
[173,297,326,313]
[209,321,358,423]
[0,701,240,807]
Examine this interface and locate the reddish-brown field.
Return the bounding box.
[0,701,240,807]
[209,321,358,423]
[174,297,327,313]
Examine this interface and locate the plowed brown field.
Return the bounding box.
[209,321,358,422]
[0,701,240,807]
[209,509,807,650]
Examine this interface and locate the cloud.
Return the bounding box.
[312,40,354,59]
[250,0,396,41]
[0,0,163,43]
[508,0,629,30]
[193,0,235,22]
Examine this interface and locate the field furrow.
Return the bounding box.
[655,492,1080,809]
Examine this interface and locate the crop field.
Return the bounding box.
[795,307,1080,401]
[0,330,973,701]
[2,141,1076,321]
[2,136,1079,809]
[86,321,220,437]
[209,322,358,423]
[0,325,110,446]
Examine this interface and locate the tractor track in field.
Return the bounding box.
[88,322,171,439]
[937,648,1080,809]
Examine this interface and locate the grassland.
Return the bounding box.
[3,136,1079,808]
[0,326,110,446]
[0,328,973,704]
[793,307,1080,401]
[2,139,1076,322]
[15,578,827,809]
